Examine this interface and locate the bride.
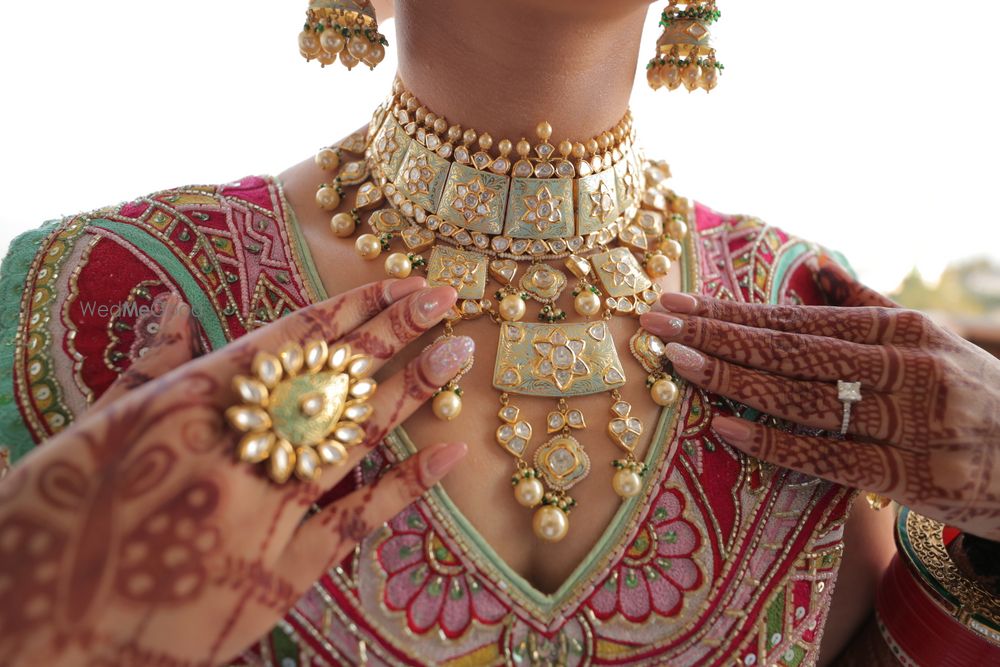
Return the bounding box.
[1,2,998,665]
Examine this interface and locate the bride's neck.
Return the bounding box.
[394,0,650,141]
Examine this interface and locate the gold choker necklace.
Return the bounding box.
[313,80,690,543]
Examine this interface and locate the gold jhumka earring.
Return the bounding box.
[647,1,724,93]
[298,0,388,70]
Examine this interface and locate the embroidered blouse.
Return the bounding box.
[0,175,855,666]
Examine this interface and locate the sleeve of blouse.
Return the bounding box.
[0,222,62,462]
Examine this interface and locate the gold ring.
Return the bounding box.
[226,341,377,483]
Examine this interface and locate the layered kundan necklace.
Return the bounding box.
[313,78,689,542]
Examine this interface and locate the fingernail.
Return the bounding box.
[639,312,684,338]
[413,286,458,326]
[660,292,698,314]
[424,442,468,479]
[425,336,475,385]
[385,276,427,303]
[664,342,705,372]
[156,294,181,334]
[712,416,753,443]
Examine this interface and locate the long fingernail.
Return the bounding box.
[385,276,427,303]
[664,342,705,372]
[413,286,458,327]
[425,336,475,385]
[712,416,753,443]
[639,312,684,338]
[660,292,698,314]
[424,442,468,480]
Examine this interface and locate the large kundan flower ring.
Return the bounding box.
[226,340,376,483]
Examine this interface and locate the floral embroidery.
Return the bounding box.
[589,488,703,622]
[377,506,508,637]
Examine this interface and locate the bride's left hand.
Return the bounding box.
[640,256,1000,541]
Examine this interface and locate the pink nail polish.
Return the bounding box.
[426,336,475,384]
[641,313,684,338]
[414,286,458,326]
[660,292,698,313]
[712,417,753,443]
[665,343,705,372]
[385,276,426,303]
[424,442,468,479]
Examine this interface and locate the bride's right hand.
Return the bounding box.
[0,278,472,667]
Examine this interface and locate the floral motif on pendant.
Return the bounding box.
[401,154,435,197]
[426,246,488,300]
[593,247,653,298]
[534,434,590,491]
[533,328,590,392]
[521,186,564,234]
[519,263,567,303]
[449,176,497,227]
[588,180,617,224]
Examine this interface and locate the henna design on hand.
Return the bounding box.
[115,480,221,604]
[673,256,1000,539]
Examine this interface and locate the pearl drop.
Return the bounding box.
[298,31,321,58]
[613,469,643,499]
[365,42,385,67]
[315,148,340,172]
[647,253,672,278]
[662,239,683,262]
[432,390,462,421]
[682,64,702,92]
[330,212,356,238]
[320,30,346,55]
[316,186,341,211]
[647,65,663,90]
[668,218,688,239]
[514,478,545,508]
[339,50,359,70]
[663,64,682,90]
[532,505,569,542]
[355,234,382,260]
[701,66,719,91]
[499,294,526,322]
[651,378,680,406]
[384,252,413,279]
[347,36,369,60]
[574,290,602,318]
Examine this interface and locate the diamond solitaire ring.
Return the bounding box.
[836,380,862,436]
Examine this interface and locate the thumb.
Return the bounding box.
[808,254,899,309]
[91,294,199,410]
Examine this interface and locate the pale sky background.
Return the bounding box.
[1,1,997,293]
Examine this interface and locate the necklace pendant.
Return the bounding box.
[534,433,590,492]
[519,263,568,303]
[426,246,489,300]
[493,321,626,397]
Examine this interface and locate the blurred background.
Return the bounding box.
[1,1,998,350]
